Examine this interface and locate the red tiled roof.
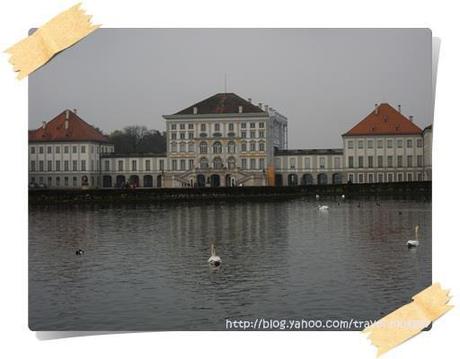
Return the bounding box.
[173,93,265,115]
[343,103,423,136]
[28,110,108,143]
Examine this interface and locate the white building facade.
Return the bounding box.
[28,95,432,189]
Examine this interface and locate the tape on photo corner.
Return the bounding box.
[4,3,99,80]
[363,282,453,356]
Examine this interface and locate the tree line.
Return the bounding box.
[107,126,166,154]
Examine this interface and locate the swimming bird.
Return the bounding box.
[407,225,420,248]
[319,205,329,211]
[315,194,320,200]
[75,249,84,256]
[208,244,222,267]
[341,194,346,199]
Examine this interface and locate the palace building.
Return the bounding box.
[28,92,432,189]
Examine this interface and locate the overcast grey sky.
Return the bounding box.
[29,29,432,148]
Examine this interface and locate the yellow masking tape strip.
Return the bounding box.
[5,3,99,80]
[363,283,453,356]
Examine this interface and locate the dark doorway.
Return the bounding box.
[210,174,220,187]
[197,174,206,188]
[102,175,112,188]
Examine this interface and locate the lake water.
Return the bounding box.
[29,198,431,330]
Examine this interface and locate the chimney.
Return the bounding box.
[374,103,379,115]
[398,104,401,113]
[238,105,243,113]
[65,110,69,119]
[409,115,414,122]
[248,98,252,103]
[264,105,269,112]
[193,106,198,114]
[42,121,46,129]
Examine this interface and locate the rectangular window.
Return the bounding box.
[188,132,193,139]
[39,147,44,154]
[179,123,185,130]
[250,158,256,169]
[56,177,60,187]
[305,157,311,169]
[180,159,186,170]
[172,160,177,171]
[104,160,110,171]
[250,131,256,138]
[250,122,256,128]
[397,155,403,167]
[64,160,69,171]
[73,177,77,187]
[132,160,137,171]
[250,142,256,152]
[56,160,60,171]
[397,139,403,148]
[377,140,383,148]
[259,130,265,138]
[171,132,177,140]
[368,173,374,183]
[47,146,52,154]
[145,160,151,171]
[387,173,393,182]
[64,177,69,186]
[241,123,246,129]
[387,139,393,148]
[358,156,363,168]
[171,124,177,130]
[358,174,364,183]
[72,146,77,153]
[31,161,36,172]
[31,147,35,154]
[348,156,354,168]
[358,140,363,149]
[118,160,123,171]
[407,155,413,167]
[241,131,247,138]
[241,158,247,169]
[64,146,69,154]
[188,142,195,152]
[398,173,403,182]
[334,157,341,169]
[188,159,194,169]
[378,156,383,168]
[407,139,413,148]
[407,173,413,181]
[214,123,220,132]
[229,123,234,131]
[200,124,206,132]
[319,157,326,169]
[56,146,60,154]
[159,160,164,171]
[387,156,393,167]
[347,140,354,149]
[180,132,185,139]
[367,140,373,149]
[289,158,296,169]
[81,160,86,171]
[81,145,86,153]
[47,160,52,171]
[259,142,265,152]
[72,160,78,171]
[417,139,423,148]
[368,156,373,168]
[259,158,265,169]
[259,122,265,128]
[188,123,193,129]
[417,155,423,167]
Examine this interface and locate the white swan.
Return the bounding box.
[318,205,329,212]
[315,194,320,200]
[208,244,222,267]
[407,225,420,248]
[341,194,345,199]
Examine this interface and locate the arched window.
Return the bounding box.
[227,141,236,153]
[188,142,195,152]
[213,157,223,169]
[171,142,177,152]
[259,141,265,152]
[228,156,236,170]
[241,141,247,152]
[213,141,222,154]
[199,157,208,169]
[179,142,186,152]
[199,141,207,154]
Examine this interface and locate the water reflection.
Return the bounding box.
[29,198,431,330]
